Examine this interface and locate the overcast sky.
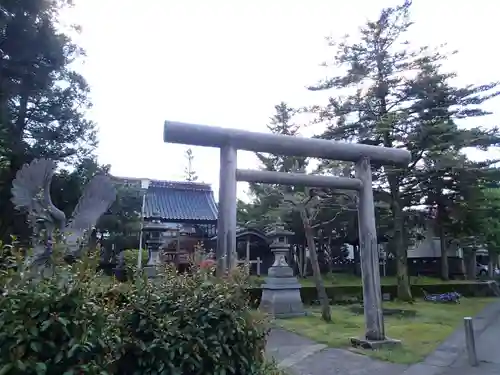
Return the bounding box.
[63,1,499,199]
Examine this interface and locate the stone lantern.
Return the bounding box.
[259,224,305,318]
[143,216,169,278]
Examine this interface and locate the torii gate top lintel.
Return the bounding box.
[163,120,411,165]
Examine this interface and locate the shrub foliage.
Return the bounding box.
[0,247,271,375]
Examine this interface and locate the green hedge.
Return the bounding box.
[246,281,499,306]
[0,250,273,375]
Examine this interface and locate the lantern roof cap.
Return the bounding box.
[265,224,295,238]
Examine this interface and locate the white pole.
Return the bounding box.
[464,317,479,366]
[137,191,146,269]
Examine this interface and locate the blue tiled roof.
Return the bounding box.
[144,180,218,222]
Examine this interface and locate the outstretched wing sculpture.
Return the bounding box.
[11,158,117,261]
[64,174,117,257]
[11,159,66,229]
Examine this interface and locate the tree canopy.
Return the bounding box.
[241,0,500,299]
[0,0,98,239]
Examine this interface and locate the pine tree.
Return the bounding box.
[184,148,199,182]
[403,60,500,280]
[247,102,308,229]
[254,102,307,175]
[308,0,500,299]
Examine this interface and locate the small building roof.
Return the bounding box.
[112,176,218,223]
[144,180,218,223]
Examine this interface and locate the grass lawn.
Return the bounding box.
[274,297,494,364]
[250,273,471,287]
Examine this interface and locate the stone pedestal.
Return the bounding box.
[111,250,126,281]
[350,336,401,350]
[143,265,157,278]
[144,245,161,278]
[259,236,305,318]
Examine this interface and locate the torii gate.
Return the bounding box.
[163,120,410,344]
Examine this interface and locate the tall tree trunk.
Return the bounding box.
[301,208,331,322]
[439,234,449,280]
[389,183,412,301]
[302,242,308,277]
[378,64,411,300]
[436,204,449,280]
[353,244,361,276]
[488,249,495,279]
[327,235,333,274]
[297,244,305,278]
[317,233,325,273]
[466,249,477,280]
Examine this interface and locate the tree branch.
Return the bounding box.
[311,209,345,229]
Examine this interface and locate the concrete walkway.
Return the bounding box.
[401,299,500,375]
[441,318,500,375]
[266,299,500,375]
[266,329,406,375]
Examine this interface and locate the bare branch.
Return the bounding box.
[311,209,346,228]
[309,206,320,221]
[302,195,315,207]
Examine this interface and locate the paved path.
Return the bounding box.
[267,298,500,375]
[436,301,500,375]
[440,316,500,375]
[266,329,407,375]
[402,298,500,375]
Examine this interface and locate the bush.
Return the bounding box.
[0,247,271,375]
[113,265,269,375]
[0,249,115,374]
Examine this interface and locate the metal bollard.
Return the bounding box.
[464,317,479,367]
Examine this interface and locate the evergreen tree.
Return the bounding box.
[0,0,98,239]
[308,0,500,299]
[246,102,308,233]
[184,148,199,182]
[253,102,307,176]
[402,59,500,280]
[433,164,500,278]
[409,153,500,279]
[477,187,500,277]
